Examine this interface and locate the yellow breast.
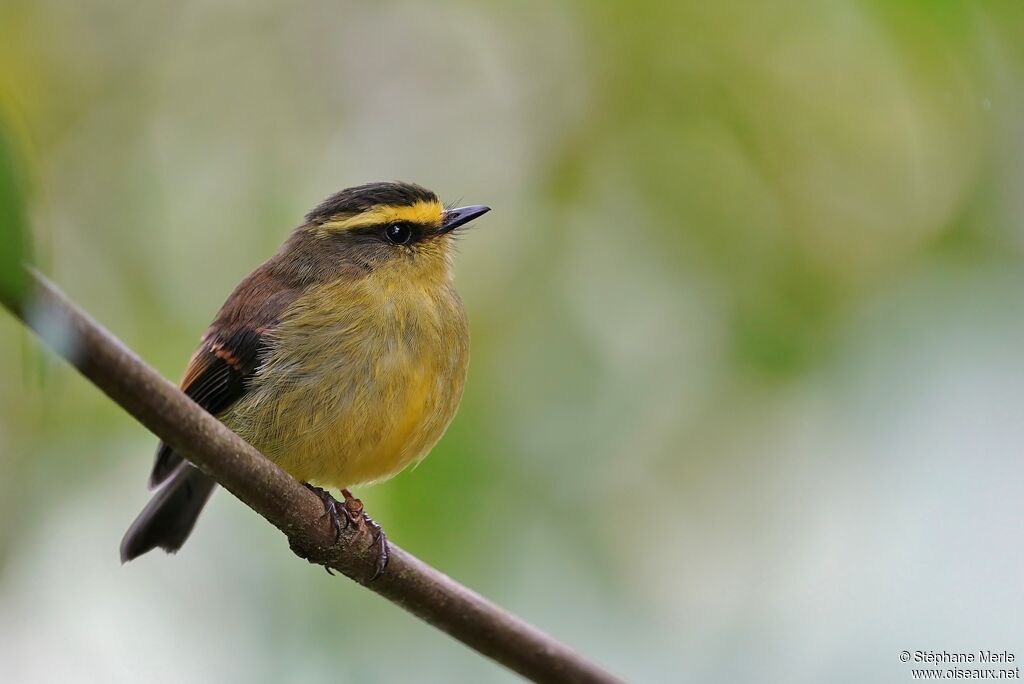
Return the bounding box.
[223,269,469,490]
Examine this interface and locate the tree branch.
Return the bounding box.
[2,270,624,684]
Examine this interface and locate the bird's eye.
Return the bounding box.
[384,222,413,245]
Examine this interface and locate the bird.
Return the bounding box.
[120,181,489,577]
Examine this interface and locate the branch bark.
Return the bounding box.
[2,270,624,684]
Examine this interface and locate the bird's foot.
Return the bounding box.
[341,489,389,581]
[301,484,388,580]
[304,483,377,577]
[303,483,352,543]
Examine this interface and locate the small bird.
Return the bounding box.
[120,182,489,576]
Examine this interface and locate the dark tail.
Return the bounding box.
[120,464,218,563]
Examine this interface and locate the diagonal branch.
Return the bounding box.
[1,269,624,684]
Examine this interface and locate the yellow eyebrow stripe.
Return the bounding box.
[320,199,444,232]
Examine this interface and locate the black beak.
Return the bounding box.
[440,205,491,234]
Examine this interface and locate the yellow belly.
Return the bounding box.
[222,274,469,489]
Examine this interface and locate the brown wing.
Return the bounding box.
[148,264,301,488]
[149,327,270,487]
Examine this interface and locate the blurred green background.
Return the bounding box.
[2,1,1023,682]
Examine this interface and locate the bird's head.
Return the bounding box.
[286,182,489,286]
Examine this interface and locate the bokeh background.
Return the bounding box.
[1,1,1023,682]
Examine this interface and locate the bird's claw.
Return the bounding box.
[303,484,388,580]
[304,483,348,541]
[342,489,388,581]
[362,513,389,581]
